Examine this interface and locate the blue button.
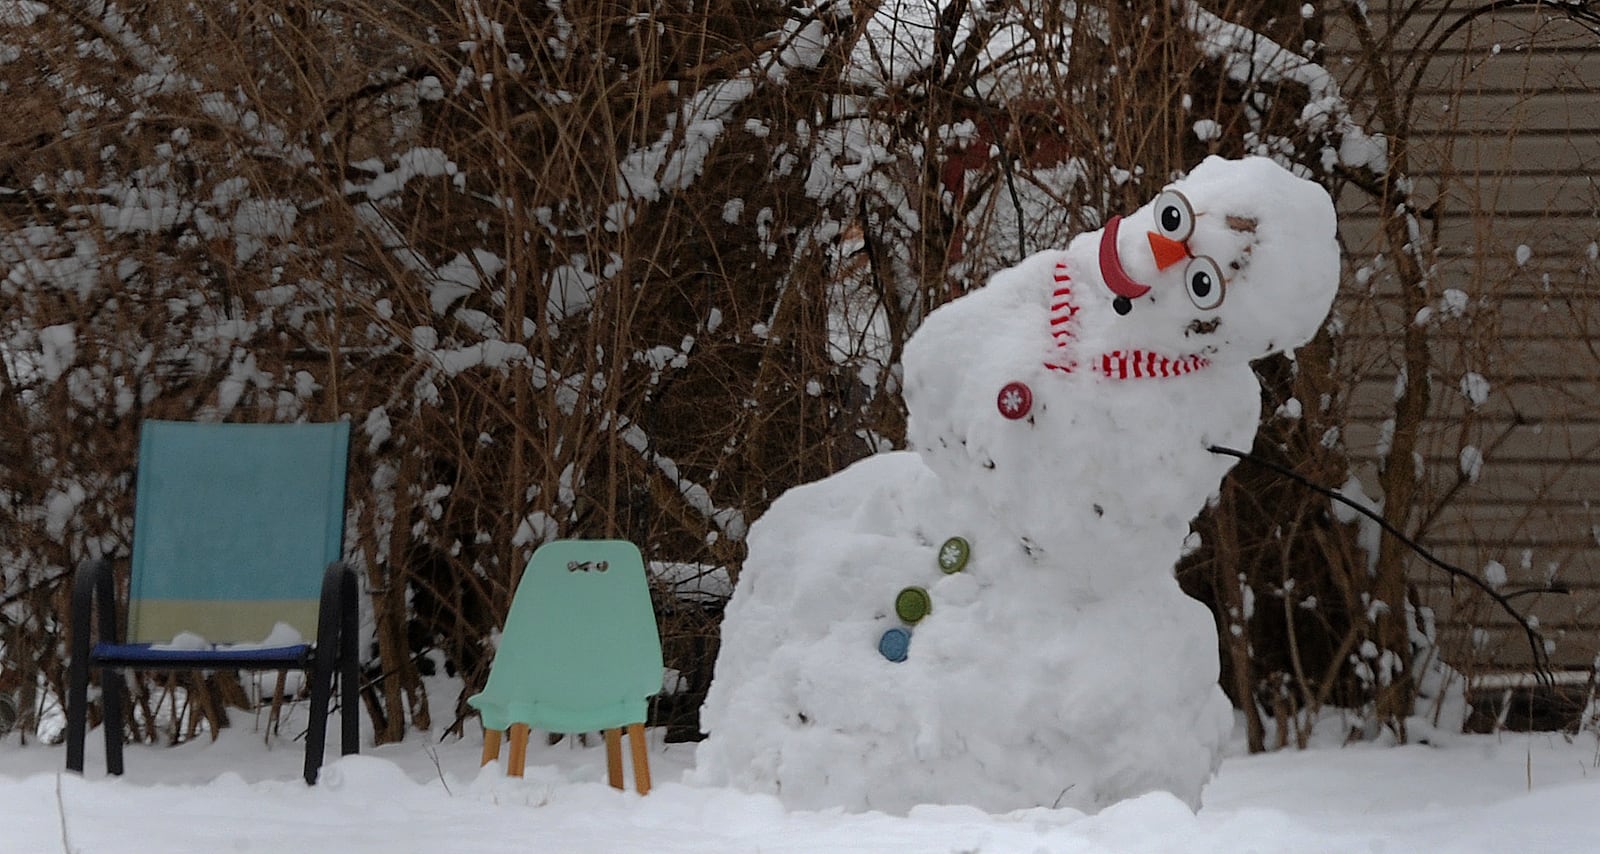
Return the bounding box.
[878,626,912,662]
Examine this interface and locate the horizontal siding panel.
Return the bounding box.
[1335,461,1600,508]
[1429,133,1600,176]
[1342,377,1600,424]
[1334,299,1600,339]
[1330,462,1600,503]
[1337,210,1600,256]
[1426,172,1600,215]
[1330,259,1599,303]
[1335,238,1597,279]
[1409,544,1600,582]
[1411,91,1600,135]
[1341,408,1600,450]
[1344,476,1600,521]
[1324,133,1600,178]
[1400,502,1600,546]
[1332,338,1600,382]
[1432,626,1599,670]
[1322,6,1600,59]
[1342,419,1600,465]
[1337,171,1600,215]
[1427,583,1598,628]
[1344,454,1600,502]
[1409,48,1600,96]
[1419,590,1600,629]
[1338,409,1600,442]
[1486,335,1600,364]
[1335,352,1600,383]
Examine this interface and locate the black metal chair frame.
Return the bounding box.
[65,557,360,785]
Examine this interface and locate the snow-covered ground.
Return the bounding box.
[3,681,1599,853]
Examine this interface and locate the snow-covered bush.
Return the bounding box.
[0,0,1565,754]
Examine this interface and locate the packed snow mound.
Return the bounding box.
[694,156,1340,814]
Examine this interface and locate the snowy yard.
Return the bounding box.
[7,2,1599,851]
[4,681,1599,853]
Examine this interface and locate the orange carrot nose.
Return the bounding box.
[1147,231,1189,271]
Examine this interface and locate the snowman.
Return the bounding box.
[692,156,1340,814]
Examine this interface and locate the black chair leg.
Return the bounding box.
[65,648,88,773]
[339,573,359,757]
[102,668,125,776]
[303,654,334,785]
[305,563,341,785]
[68,557,119,776]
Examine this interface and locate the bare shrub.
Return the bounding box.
[3,0,1585,756]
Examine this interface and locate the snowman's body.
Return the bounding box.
[693,157,1340,814]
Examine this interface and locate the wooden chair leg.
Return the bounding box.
[507,723,530,778]
[481,728,503,767]
[603,728,624,790]
[267,670,288,738]
[627,723,651,795]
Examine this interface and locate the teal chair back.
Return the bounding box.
[126,420,350,644]
[469,539,663,734]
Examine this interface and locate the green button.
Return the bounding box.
[895,586,932,624]
[937,537,970,574]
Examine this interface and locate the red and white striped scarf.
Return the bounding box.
[1044,260,1210,380]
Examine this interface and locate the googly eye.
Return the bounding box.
[1184,256,1225,310]
[1153,190,1195,242]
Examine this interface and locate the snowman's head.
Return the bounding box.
[1077,156,1339,365]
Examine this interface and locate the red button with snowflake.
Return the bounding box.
[997,381,1033,419]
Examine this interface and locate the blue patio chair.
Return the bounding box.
[65,420,360,785]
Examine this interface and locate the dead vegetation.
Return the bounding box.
[2,0,1596,751]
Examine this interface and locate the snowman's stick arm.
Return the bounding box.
[1207,444,1563,683]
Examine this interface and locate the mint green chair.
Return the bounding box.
[65,420,359,785]
[468,539,663,792]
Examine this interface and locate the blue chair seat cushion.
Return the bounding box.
[91,641,312,667]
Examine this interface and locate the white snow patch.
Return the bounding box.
[1459,372,1490,408]
[1459,445,1483,483]
[428,249,504,315]
[360,147,458,200]
[37,323,76,383]
[0,1,45,25]
[364,406,393,453]
[1332,475,1383,571]
[650,561,733,604]
[232,198,298,263]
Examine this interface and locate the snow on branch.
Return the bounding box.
[609,12,835,232]
[615,415,749,542]
[1178,0,1383,174]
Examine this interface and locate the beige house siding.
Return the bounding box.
[1326,4,1600,670]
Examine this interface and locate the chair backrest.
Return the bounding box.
[125,420,350,645]
[474,539,663,733]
